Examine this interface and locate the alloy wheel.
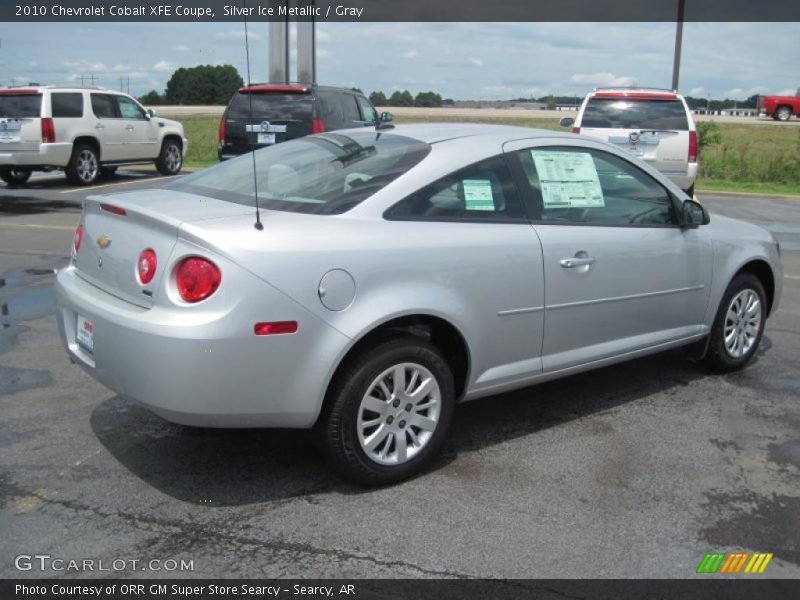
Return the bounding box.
[724,288,761,358]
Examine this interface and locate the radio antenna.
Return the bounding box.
[243,0,264,230]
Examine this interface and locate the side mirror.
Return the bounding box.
[146,108,156,119]
[559,117,575,128]
[681,198,710,228]
[380,111,393,123]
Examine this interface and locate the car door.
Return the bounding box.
[384,154,546,394]
[89,93,127,161]
[506,140,712,372]
[114,95,159,159]
[355,95,377,127]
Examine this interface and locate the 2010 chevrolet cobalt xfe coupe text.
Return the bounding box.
[55,124,782,485]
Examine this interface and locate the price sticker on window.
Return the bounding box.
[463,179,495,211]
[531,150,604,208]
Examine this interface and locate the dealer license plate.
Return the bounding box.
[76,315,94,354]
[257,133,276,145]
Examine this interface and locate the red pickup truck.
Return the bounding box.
[760,89,800,121]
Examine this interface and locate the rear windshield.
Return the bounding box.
[227,92,313,120]
[582,98,689,130]
[0,94,42,118]
[169,132,431,215]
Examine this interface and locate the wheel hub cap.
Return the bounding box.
[724,289,761,358]
[357,362,441,466]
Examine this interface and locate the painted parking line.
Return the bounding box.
[60,174,182,194]
[0,222,76,231]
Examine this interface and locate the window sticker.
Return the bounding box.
[531,151,605,208]
[463,179,495,211]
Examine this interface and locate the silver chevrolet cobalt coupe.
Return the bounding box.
[56,123,782,484]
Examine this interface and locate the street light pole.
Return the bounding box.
[671,0,686,91]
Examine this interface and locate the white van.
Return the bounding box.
[562,88,698,195]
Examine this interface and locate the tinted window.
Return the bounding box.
[51,93,84,118]
[228,92,313,120]
[341,94,360,122]
[117,96,145,119]
[518,147,675,226]
[582,98,689,130]
[91,94,118,119]
[386,155,525,222]
[356,96,377,124]
[316,91,344,128]
[0,94,41,118]
[169,132,431,215]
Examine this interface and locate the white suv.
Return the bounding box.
[0,86,188,186]
[562,88,698,195]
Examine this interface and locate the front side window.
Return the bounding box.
[517,147,676,226]
[91,94,118,119]
[51,93,84,118]
[116,96,146,120]
[386,155,525,222]
[169,131,430,215]
[356,96,377,124]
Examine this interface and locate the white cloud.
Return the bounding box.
[153,60,174,72]
[62,60,107,72]
[318,48,332,58]
[316,29,331,43]
[570,72,638,87]
[112,64,131,72]
[401,50,418,59]
[174,44,190,51]
[689,87,706,97]
[467,57,484,67]
[28,60,38,67]
[214,31,260,42]
[723,86,769,100]
[777,88,797,96]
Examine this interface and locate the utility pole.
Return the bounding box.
[671,0,686,91]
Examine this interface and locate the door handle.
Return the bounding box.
[125,125,134,131]
[94,124,104,130]
[560,257,596,268]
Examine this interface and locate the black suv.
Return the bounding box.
[218,84,378,160]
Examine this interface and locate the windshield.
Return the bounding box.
[582,98,689,130]
[169,132,431,215]
[0,94,42,118]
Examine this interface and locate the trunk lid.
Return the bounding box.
[75,189,254,308]
[0,90,43,152]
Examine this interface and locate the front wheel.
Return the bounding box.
[155,139,182,175]
[0,167,32,186]
[318,337,455,485]
[704,273,766,372]
[776,106,792,121]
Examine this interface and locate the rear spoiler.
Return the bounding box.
[239,84,310,94]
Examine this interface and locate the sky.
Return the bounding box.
[1,21,798,100]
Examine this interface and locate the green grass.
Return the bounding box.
[179,114,800,196]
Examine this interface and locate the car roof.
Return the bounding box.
[237,83,366,94]
[348,122,574,145]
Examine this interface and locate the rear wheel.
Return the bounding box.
[776,106,792,121]
[65,144,99,185]
[704,273,766,372]
[0,167,32,186]
[155,139,182,175]
[318,337,455,485]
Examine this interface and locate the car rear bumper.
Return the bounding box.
[664,163,698,191]
[0,142,72,168]
[55,264,349,428]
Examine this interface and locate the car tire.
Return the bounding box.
[65,144,100,186]
[318,336,455,486]
[99,166,118,178]
[0,167,32,186]
[155,139,183,176]
[776,106,792,121]
[704,273,767,373]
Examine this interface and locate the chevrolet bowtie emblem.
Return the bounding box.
[96,235,112,249]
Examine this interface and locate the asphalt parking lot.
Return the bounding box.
[0,170,799,578]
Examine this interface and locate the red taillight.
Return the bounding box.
[218,117,226,145]
[312,118,325,134]
[688,130,698,163]
[100,203,127,216]
[73,224,83,254]
[175,257,221,303]
[137,249,157,285]
[571,126,581,134]
[41,117,55,143]
[254,321,298,336]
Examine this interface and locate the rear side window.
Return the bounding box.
[51,93,84,118]
[582,98,689,130]
[228,92,312,121]
[386,155,526,222]
[316,91,344,128]
[91,94,119,119]
[0,94,42,118]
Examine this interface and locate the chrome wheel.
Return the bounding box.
[164,144,181,172]
[357,362,441,466]
[724,289,761,358]
[76,149,98,183]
